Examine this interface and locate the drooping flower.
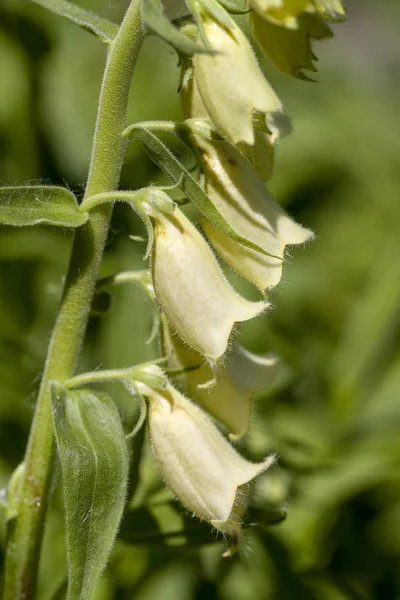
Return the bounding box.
[193,13,287,145]
[151,203,266,361]
[161,317,278,439]
[250,0,333,80]
[181,74,280,182]
[144,381,275,545]
[186,133,313,293]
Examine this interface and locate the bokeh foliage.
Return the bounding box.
[1,0,400,598]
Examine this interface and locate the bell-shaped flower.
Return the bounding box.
[181,74,278,183]
[193,13,287,145]
[188,134,313,292]
[162,317,278,439]
[249,0,333,80]
[145,381,275,544]
[250,0,345,27]
[151,203,265,361]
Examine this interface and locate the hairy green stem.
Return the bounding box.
[65,368,132,389]
[2,2,144,598]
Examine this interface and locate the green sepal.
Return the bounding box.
[0,186,88,228]
[125,126,276,258]
[251,10,332,80]
[130,362,168,390]
[186,0,234,43]
[29,0,118,43]
[50,383,129,600]
[141,0,213,55]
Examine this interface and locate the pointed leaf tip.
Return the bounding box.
[29,0,118,43]
[141,0,214,55]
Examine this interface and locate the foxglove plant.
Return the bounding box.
[0,0,345,598]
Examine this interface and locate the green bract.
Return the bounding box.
[141,0,213,54]
[51,384,129,600]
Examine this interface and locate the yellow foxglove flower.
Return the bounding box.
[251,0,313,28]
[249,0,333,80]
[194,15,285,145]
[145,382,275,543]
[151,205,265,361]
[181,75,278,182]
[190,135,313,292]
[251,9,332,80]
[162,319,278,439]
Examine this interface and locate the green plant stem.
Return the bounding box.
[2,2,144,598]
[65,368,132,388]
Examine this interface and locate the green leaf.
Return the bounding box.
[125,126,275,257]
[51,384,129,600]
[141,0,211,55]
[29,0,118,43]
[251,11,332,80]
[0,186,88,228]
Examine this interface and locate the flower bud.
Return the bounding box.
[151,205,266,361]
[189,135,313,292]
[146,382,275,542]
[194,15,286,145]
[161,317,278,439]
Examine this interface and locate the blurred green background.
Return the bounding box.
[1,0,400,598]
